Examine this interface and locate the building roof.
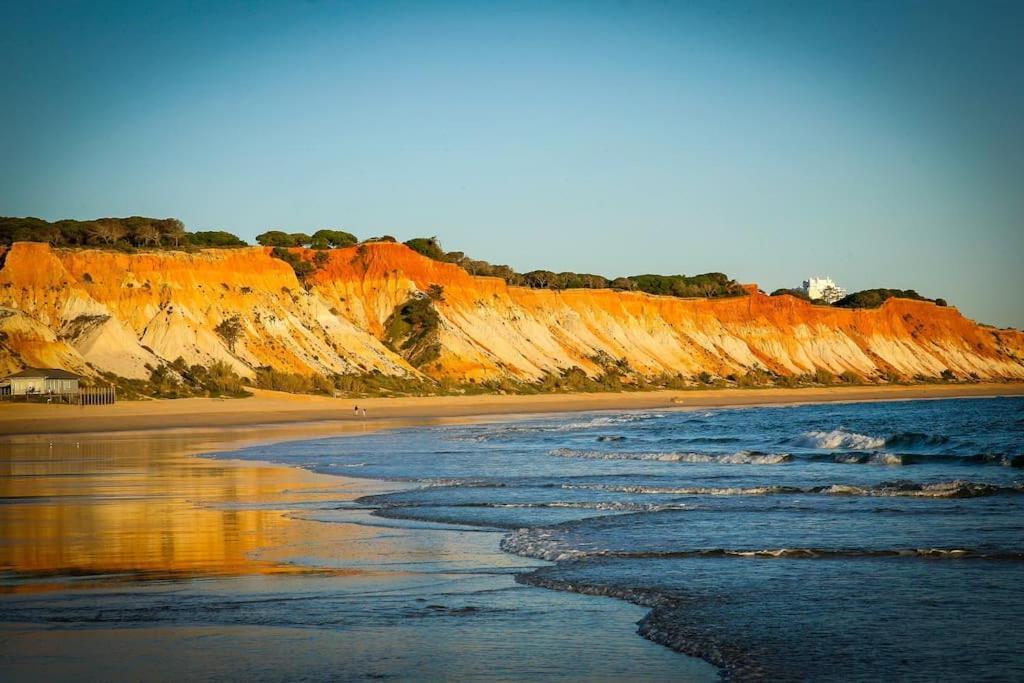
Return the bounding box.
[4,367,82,380]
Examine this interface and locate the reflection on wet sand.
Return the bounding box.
[0,428,396,591]
[0,421,718,682]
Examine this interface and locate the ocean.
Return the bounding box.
[225,396,1024,681]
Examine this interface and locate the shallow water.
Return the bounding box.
[0,430,712,681]
[225,396,1024,681]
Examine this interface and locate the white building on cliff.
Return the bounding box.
[801,276,847,304]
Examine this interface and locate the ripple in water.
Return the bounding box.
[223,396,1024,681]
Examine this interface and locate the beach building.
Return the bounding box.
[0,368,82,396]
[801,276,847,304]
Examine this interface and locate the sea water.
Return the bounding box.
[227,396,1024,681]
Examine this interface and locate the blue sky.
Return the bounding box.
[2,0,1022,327]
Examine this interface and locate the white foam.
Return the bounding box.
[566,483,794,496]
[796,429,886,450]
[548,448,791,465]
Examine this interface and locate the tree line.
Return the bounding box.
[0,216,246,249]
[3,217,940,305]
[401,236,748,298]
[770,287,947,309]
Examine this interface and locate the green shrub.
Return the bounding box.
[383,296,441,368]
[770,288,811,301]
[203,361,250,396]
[626,273,746,298]
[833,289,934,309]
[189,231,247,247]
[775,374,801,388]
[254,367,315,393]
[813,368,836,385]
[0,216,240,249]
[270,247,314,280]
[737,368,772,387]
[881,369,903,383]
[332,371,439,397]
[312,229,358,248]
[215,315,243,352]
[146,364,188,398]
[404,237,446,260]
[257,231,312,247]
[839,370,862,384]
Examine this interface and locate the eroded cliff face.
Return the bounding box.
[0,241,1021,382]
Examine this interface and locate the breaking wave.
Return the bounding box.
[374,500,689,515]
[501,528,1024,563]
[810,452,1023,467]
[792,429,988,457]
[449,413,666,441]
[793,429,886,450]
[565,479,1021,498]
[563,483,805,496]
[548,448,793,465]
[817,480,1020,498]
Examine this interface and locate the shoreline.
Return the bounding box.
[0,400,717,680]
[5,386,1021,679]
[2,382,1023,437]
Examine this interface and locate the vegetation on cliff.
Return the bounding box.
[0,216,255,250]
[772,286,948,309]
[189,231,248,247]
[1,216,195,248]
[832,288,942,309]
[102,358,253,400]
[1,216,751,299]
[1,237,1016,400]
[100,353,986,402]
[383,294,443,368]
[624,273,745,298]
[770,287,812,301]
[256,229,358,249]
[269,247,315,281]
[402,236,747,298]
[10,217,948,306]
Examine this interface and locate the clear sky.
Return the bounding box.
[2,0,1022,327]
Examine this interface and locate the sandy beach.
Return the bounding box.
[0,409,716,681]
[3,383,1023,437]
[3,384,1022,680]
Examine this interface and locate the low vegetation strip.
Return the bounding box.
[2,216,949,306]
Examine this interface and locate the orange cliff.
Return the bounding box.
[0,240,1021,383]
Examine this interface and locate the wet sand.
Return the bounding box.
[0,423,717,681]
[2,382,1022,436]
[3,385,1021,680]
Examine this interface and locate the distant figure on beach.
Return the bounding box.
[353,405,359,415]
[361,408,367,416]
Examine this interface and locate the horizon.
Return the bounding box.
[2,1,1023,327]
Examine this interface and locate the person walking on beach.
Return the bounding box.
[353,405,359,416]
[362,408,367,416]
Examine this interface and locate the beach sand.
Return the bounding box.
[2,384,1022,681]
[0,422,717,681]
[2,383,1022,436]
